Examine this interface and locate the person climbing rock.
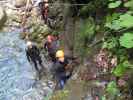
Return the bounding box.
[44,2,49,24]
[26,41,44,77]
[44,35,59,62]
[38,0,49,24]
[52,50,72,89]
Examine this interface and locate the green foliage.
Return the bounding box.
[124,0,133,10]
[108,0,122,8]
[106,0,133,30]
[29,24,49,43]
[75,17,96,58]
[101,95,106,100]
[79,4,93,17]
[119,32,133,48]
[80,17,96,38]
[105,13,121,30]
[119,14,133,28]
[105,13,133,30]
[79,0,108,17]
[105,13,120,24]
[50,90,69,100]
[112,60,132,77]
[103,37,119,49]
[106,81,119,96]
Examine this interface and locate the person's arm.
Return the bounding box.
[64,56,79,70]
[44,42,48,50]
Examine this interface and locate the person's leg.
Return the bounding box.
[44,9,48,24]
[58,73,67,89]
[37,56,46,78]
[49,53,56,62]
[44,14,48,24]
[54,74,64,90]
[37,56,43,68]
[59,79,65,89]
[32,59,39,72]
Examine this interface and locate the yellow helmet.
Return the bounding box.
[56,50,64,58]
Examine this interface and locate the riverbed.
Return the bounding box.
[0,31,53,100]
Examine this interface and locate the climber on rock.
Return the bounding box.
[52,50,74,89]
[38,0,49,24]
[44,34,60,62]
[26,41,44,78]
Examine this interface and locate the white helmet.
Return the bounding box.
[26,41,32,46]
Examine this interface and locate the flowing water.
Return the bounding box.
[0,31,54,100]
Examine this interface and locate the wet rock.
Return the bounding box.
[0,7,4,20]
[15,0,27,8]
[14,78,35,91]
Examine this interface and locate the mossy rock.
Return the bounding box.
[50,90,69,100]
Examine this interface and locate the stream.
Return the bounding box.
[0,31,54,100]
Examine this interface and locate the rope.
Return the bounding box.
[6,3,89,8]
[32,3,90,8]
[0,1,89,5]
[43,3,89,6]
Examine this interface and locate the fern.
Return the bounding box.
[108,0,122,8]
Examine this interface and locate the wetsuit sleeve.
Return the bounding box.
[26,49,31,62]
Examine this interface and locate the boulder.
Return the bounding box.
[0,7,4,21]
[0,7,7,30]
[15,0,27,8]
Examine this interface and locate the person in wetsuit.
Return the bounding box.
[26,41,44,73]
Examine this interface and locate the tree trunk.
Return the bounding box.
[61,4,76,57]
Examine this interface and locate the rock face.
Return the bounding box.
[0,7,7,30]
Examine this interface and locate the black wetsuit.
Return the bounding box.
[26,45,43,71]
